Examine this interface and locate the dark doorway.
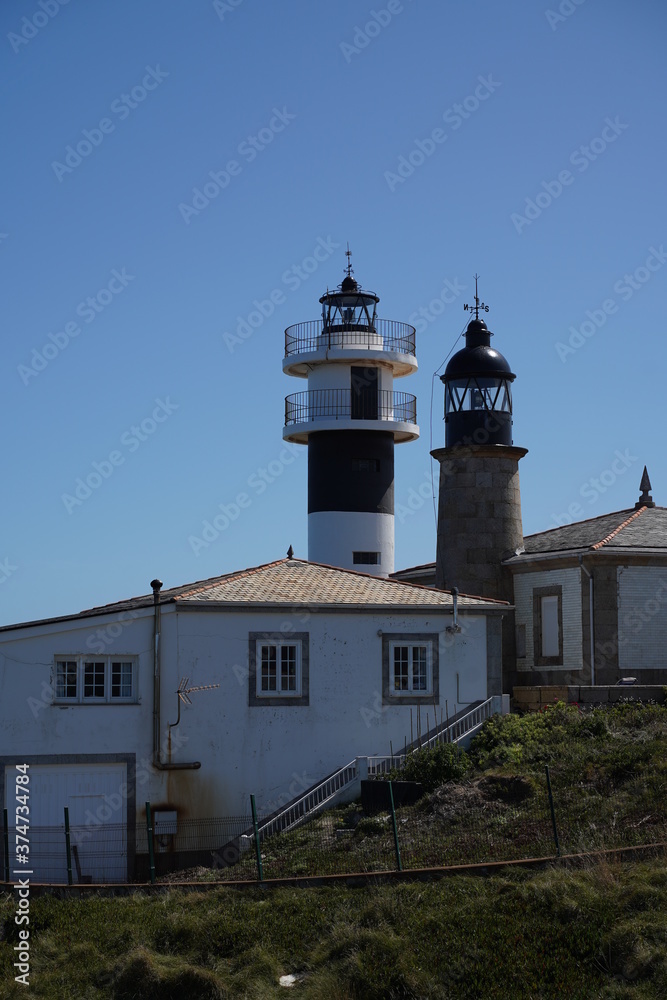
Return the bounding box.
[351,367,378,420]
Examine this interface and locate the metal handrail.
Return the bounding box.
[285,319,416,358]
[257,759,359,841]
[251,699,496,842]
[367,697,497,776]
[284,389,417,426]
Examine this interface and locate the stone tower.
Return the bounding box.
[432,285,527,604]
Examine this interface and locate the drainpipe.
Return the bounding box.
[578,558,595,687]
[150,578,200,771]
[445,587,462,634]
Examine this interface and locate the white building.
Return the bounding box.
[0,557,507,881]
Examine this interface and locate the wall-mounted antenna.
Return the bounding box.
[169,677,220,728]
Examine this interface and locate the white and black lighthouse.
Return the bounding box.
[282,253,419,576]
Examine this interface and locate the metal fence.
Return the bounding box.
[284,319,416,358]
[284,388,417,426]
[4,768,665,885]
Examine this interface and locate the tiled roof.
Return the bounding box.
[173,558,506,607]
[0,559,507,633]
[515,505,667,556]
[393,505,667,580]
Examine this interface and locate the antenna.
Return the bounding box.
[169,677,220,728]
[464,274,489,320]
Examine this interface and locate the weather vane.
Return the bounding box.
[464,274,489,320]
[345,242,354,279]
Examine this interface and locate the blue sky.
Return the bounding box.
[2,0,666,626]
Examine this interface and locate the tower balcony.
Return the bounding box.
[284,388,419,444]
[283,319,417,378]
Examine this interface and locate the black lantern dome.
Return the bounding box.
[441,288,516,448]
[319,271,379,333]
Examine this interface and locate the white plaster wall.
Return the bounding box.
[308,511,394,576]
[164,608,489,814]
[513,566,583,671]
[307,362,393,393]
[0,605,491,820]
[0,609,154,761]
[617,565,667,671]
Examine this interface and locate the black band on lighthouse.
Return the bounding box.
[308,430,394,514]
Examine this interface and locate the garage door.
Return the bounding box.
[5,763,127,883]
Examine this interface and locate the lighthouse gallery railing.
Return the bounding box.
[285,389,417,427]
[285,319,416,358]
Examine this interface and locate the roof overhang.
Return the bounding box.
[174,600,511,615]
[504,546,667,573]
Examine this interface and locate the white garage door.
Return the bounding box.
[5,763,127,884]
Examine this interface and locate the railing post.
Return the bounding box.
[64,807,73,886]
[545,766,560,856]
[3,808,9,884]
[250,794,264,883]
[388,782,402,872]
[146,802,156,884]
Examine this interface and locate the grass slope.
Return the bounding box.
[2,862,667,999]
[1,703,665,998]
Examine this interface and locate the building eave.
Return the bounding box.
[505,546,667,572]
[174,600,511,614]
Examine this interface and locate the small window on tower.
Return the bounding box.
[351,458,380,473]
[353,551,380,565]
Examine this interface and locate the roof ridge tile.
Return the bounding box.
[591,506,647,550]
[175,557,289,600]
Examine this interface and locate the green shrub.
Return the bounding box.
[388,740,470,792]
[468,702,667,784]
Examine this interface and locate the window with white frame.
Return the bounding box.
[532,585,563,666]
[540,597,560,657]
[391,642,430,693]
[382,633,439,704]
[54,657,137,704]
[248,632,309,706]
[259,642,299,695]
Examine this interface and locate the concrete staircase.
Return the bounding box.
[213,694,508,865]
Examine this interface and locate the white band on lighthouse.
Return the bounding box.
[308,511,395,576]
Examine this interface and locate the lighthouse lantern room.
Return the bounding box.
[283,251,419,576]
